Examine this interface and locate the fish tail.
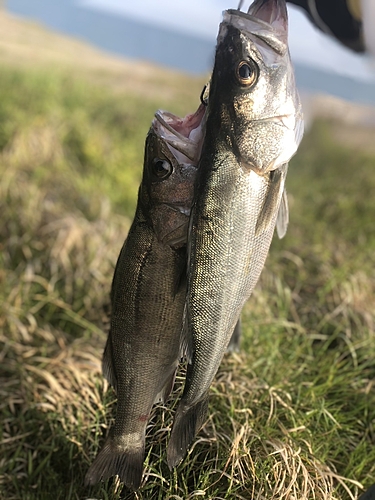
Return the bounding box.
[167,393,209,469]
[85,436,144,490]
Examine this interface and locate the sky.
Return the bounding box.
[78,0,375,83]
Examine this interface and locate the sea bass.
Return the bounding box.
[85,103,205,489]
[167,0,303,468]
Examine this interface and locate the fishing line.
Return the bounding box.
[200,85,208,106]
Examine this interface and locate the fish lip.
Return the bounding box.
[227,8,274,27]
[223,8,287,55]
[154,111,188,144]
[153,104,206,163]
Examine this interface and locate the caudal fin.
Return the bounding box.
[85,436,144,490]
[167,394,209,469]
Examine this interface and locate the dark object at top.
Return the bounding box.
[287,0,364,52]
[359,484,375,500]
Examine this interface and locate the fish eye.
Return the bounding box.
[152,158,173,180]
[236,61,258,86]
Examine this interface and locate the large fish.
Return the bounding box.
[167,0,303,468]
[85,103,205,489]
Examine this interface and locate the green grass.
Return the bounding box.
[1,63,374,500]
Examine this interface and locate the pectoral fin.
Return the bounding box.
[276,187,289,239]
[255,163,288,237]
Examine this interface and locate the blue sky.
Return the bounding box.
[78,0,375,83]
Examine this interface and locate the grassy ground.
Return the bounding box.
[1,12,375,500]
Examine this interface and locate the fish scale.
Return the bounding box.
[85,104,205,489]
[186,157,286,401]
[85,177,188,490]
[167,0,303,468]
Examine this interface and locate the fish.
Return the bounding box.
[85,102,206,489]
[167,0,303,468]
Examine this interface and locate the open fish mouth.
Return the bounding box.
[223,0,289,57]
[153,103,206,163]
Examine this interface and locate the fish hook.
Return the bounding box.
[200,84,208,106]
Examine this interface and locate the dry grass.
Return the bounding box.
[0,9,206,102]
[1,102,375,500]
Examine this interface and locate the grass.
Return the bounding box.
[1,28,375,500]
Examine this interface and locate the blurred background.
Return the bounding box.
[5,0,375,111]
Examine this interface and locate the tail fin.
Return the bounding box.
[167,393,209,469]
[85,436,144,490]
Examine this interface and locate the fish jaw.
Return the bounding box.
[141,129,198,248]
[142,103,206,247]
[247,0,288,33]
[153,103,206,164]
[210,2,303,174]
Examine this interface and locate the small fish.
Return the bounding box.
[167,0,303,468]
[85,103,205,489]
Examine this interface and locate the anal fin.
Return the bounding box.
[255,163,288,237]
[102,332,117,392]
[154,365,178,404]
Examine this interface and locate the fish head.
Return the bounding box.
[141,105,206,248]
[209,0,303,173]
